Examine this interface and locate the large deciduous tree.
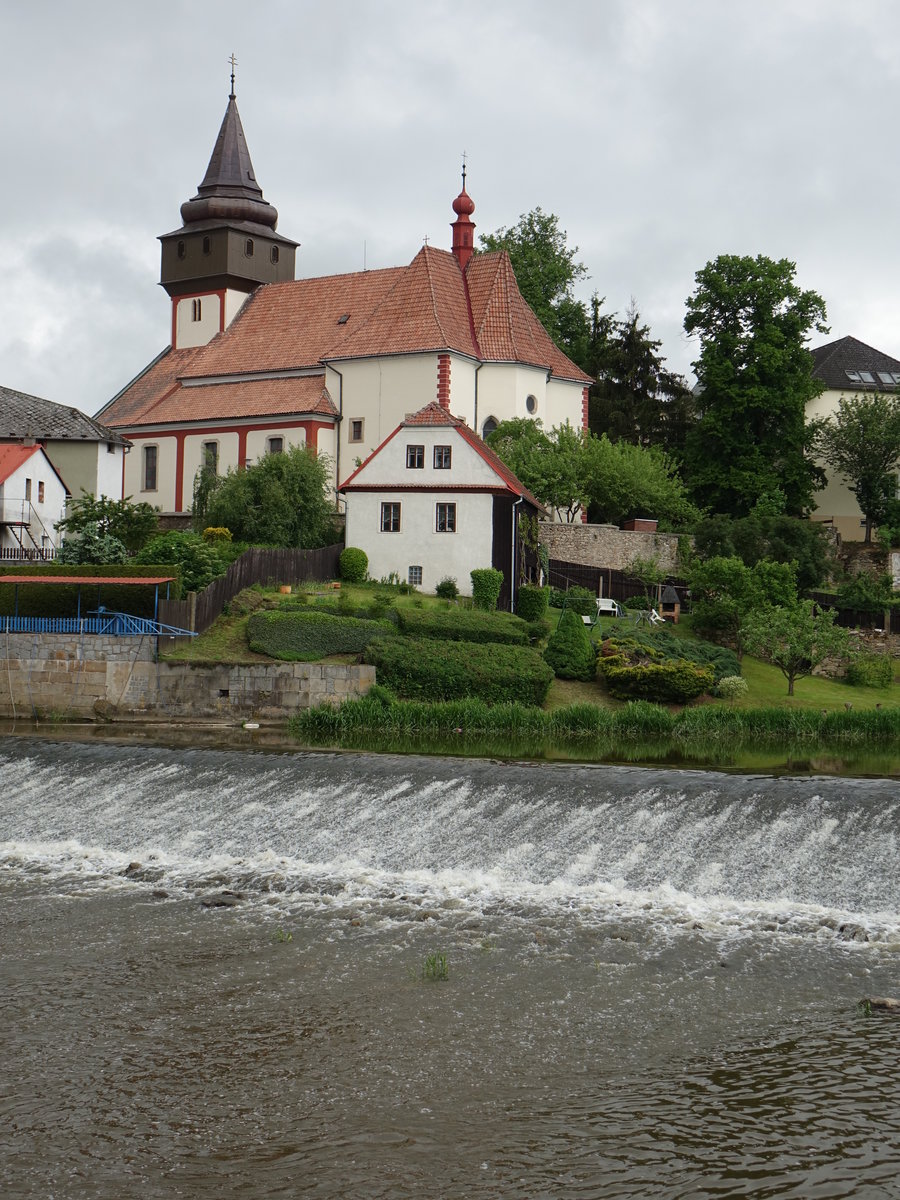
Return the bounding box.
[479,208,589,365]
[56,491,158,554]
[683,254,828,518]
[813,391,900,542]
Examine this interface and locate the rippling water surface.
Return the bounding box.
[2,737,900,1198]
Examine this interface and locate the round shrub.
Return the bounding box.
[339,546,368,583]
[202,526,233,543]
[516,584,549,622]
[544,608,596,681]
[470,567,504,611]
[714,675,750,702]
[435,576,459,600]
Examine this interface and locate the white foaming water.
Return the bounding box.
[2,738,900,942]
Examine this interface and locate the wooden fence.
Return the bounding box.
[808,591,900,635]
[157,544,342,635]
[549,559,690,606]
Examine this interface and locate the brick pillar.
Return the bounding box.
[582,385,590,431]
[437,354,451,409]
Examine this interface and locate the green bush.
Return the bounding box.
[363,637,553,705]
[470,568,504,611]
[396,608,529,645]
[549,585,594,615]
[339,546,368,583]
[845,654,894,689]
[247,610,392,660]
[516,584,549,621]
[618,629,740,682]
[435,576,459,600]
[714,675,750,702]
[134,531,227,592]
[544,608,596,681]
[598,657,715,703]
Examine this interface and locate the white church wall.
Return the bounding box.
[127,434,178,511]
[245,426,305,465]
[174,294,221,349]
[331,355,444,461]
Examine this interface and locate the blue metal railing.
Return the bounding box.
[0,612,196,637]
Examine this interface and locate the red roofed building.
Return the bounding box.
[340,401,544,607]
[0,444,69,558]
[97,89,591,520]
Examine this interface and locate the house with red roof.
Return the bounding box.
[340,402,544,606]
[0,444,69,559]
[96,87,591,521]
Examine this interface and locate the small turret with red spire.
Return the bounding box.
[450,159,476,270]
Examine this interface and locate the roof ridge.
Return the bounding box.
[421,247,449,347]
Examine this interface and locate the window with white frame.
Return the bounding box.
[143,445,158,491]
[381,502,401,532]
[349,419,364,443]
[408,565,423,586]
[406,444,424,469]
[436,502,456,533]
[433,445,451,469]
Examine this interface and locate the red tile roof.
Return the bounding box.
[466,253,592,384]
[0,443,40,485]
[100,247,591,431]
[341,401,545,513]
[134,377,337,425]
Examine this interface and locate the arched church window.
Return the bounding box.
[245,239,254,257]
[482,416,498,440]
[177,241,186,259]
[271,246,279,264]
[202,236,211,255]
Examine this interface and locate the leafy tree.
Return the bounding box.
[683,254,828,517]
[202,445,335,548]
[133,531,226,593]
[741,600,850,695]
[486,420,699,529]
[813,392,900,542]
[57,491,158,553]
[692,511,835,592]
[588,298,694,457]
[690,555,797,645]
[479,207,589,364]
[56,523,128,565]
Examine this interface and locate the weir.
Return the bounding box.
[3,739,899,939]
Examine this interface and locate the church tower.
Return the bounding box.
[159,73,297,349]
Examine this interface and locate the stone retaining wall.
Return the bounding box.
[539,522,681,573]
[0,634,375,720]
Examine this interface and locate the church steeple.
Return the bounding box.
[450,159,476,271]
[159,69,297,349]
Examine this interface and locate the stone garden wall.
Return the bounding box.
[539,522,681,573]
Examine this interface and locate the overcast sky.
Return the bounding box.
[2,0,899,417]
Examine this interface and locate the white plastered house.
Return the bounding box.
[0,444,69,557]
[340,401,545,610]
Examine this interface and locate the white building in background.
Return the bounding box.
[0,384,129,505]
[341,401,544,608]
[0,444,68,557]
[809,336,900,541]
[96,87,591,518]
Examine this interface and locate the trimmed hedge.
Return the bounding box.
[470,568,504,611]
[603,629,740,683]
[362,636,554,705]
[339,547,368,583]
[598,657,715,703]
[544,608,596,681]
[247,610,392,661]
[396,608,530,645]
[516,584,549,622]
[0,562,184,620]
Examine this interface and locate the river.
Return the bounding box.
[2,737,900,1198]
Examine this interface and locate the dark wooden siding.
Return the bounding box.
[492,495,514,611]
